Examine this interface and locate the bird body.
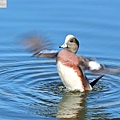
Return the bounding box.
[57,49,92,91]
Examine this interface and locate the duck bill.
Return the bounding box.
[59,43,67,48]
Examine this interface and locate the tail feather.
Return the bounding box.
[90,75,104,87]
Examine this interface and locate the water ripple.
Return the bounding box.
[0,53,120,119]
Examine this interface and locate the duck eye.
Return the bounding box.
[70,39,73,42]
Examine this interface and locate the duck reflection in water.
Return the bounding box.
[56,92,86,120]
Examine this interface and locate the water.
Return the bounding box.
[0,0,120,119]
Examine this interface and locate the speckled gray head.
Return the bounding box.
[59,34,79,54]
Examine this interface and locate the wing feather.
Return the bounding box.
[23,35,58,58]
[79,56,120,74]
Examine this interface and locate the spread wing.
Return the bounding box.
[34,50,58,58]
[23,35,58,58]
[79,56,120,74]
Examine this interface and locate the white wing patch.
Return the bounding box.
[89,61,102,70]
[57,61,85,92]
[39,50,58,54]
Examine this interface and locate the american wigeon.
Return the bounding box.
[25,34,120,92]
[56,35,103,91]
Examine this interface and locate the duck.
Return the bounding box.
[56,35,103,91]
[25,34,120,92]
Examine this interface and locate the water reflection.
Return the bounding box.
[57,92,86,120]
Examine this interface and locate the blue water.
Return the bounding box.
[0,0,120,119]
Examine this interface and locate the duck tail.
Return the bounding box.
[90,75,104,87]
